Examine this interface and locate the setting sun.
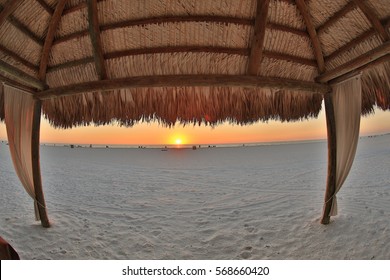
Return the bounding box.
[175,138,182,145]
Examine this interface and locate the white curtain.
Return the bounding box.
[3,84,39,220]
[329,74,362,216]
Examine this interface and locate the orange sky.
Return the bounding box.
[1,107,390,146]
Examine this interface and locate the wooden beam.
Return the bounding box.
[0,0,23,26]
[31,99,50,228]
[46,47,316,73]
[267,22,308,37]
[53,30,88,45]
[247,0,270,75]
[7,15,44,45]
[47,57,95,73]
[62,0,105,16]
[39,0,68,82]
[87,0,107,80]
[0,60,46,89]
[35,75,331,99]
[325,29,376,62]
[321,90,337,225]
[0,73,37,93]
[0,44,39,72]
[326,17,389,62]
[329,54,390,85]
[105,46,250,60]
[263,50,317,66]
[36,0,54,15]
[352,0,389,41]
[53,15,254,45]
[317,2,356,35]
[295,0,325,73]
[317,41,390,83]
[101,15,254,31]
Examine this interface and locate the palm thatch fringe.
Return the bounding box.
[361,61,390,114]
[42,87,323,129]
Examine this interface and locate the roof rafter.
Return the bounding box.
[329,54,390,84]
[87,0,107,80]
[62,0,105,16]
[53,15,254,45]
[0,3,44,45]
[7,15,44,45]
[36,0,54,15]
[267,22,308,37]
[46,47,316,73]
[0,44,39,72]
[263,51,317,66]
[35,75,331,100]
[247,0,270,75]
[352,0,389,41]
[0,0,23,26]
[317,40,390,83]
[39,0,68,82]
[325,29,375,62]
[0,73,37,93]
[0,60,46,89]
[105,46,250,59]
[47,57,95,73]
[317,2,356,34]
[295,0,325,73]
[326,17,390,62]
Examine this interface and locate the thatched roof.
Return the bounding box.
[0,0,389,128]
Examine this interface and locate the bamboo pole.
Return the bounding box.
[321,90,337,225]
[31,99,50,228]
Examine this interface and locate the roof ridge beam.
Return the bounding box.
[0,0,23,26]
[295,0,325,73]
[352,0,389,41]
[317,2,356,35]
[247,0,270,75]
[39,0,68,82]
[35,75,330,100]
[88,0,107,80]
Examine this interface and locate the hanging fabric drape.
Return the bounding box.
[329,74,362,216]
[3,84,40,220]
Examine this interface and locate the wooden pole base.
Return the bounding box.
[32,99,50,228]
[321,91,337,225]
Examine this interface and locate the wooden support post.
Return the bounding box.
[321,91,337,224]
[31,99,50,228]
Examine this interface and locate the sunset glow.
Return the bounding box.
[0,108,390,146]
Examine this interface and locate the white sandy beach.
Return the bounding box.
[0,135,389,260]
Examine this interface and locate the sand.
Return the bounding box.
[0,135,389,260]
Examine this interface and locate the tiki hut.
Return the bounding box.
[0,0,389,228]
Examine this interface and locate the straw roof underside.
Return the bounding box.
[0,0,389,127]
